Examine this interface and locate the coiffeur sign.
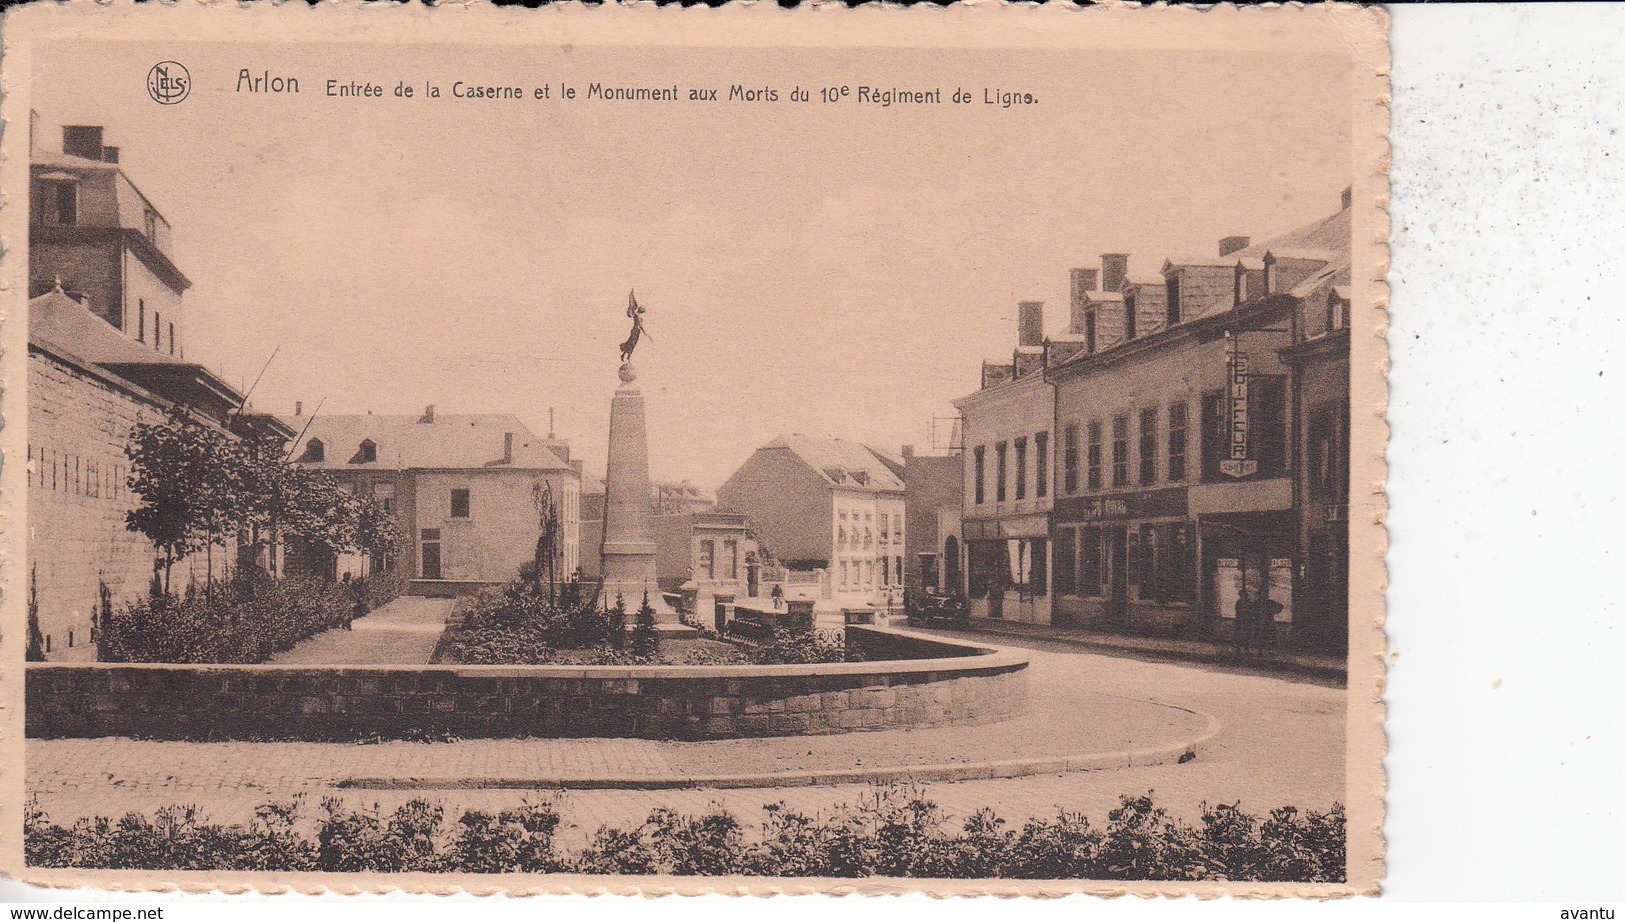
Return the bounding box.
[1220,332,1258,478]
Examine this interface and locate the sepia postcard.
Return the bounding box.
[0,1,1390,898]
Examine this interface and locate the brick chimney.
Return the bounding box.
[294,400,303,417]
[901,444,915,461]
[503,432,514,464]
[419,404,436,424]
[1101,254,1129,294]
[1219,236,1251,257]
[62,126,104,161]
[1018,301,1044,348]
[1070,269,1098,334]
[1341,186,1353,210]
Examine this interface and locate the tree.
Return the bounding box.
[630,591,660,659]
[532,481,561,601]
[125,407,240,593]
[26,565,45,662]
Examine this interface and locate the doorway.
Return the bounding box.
[1107,526,1129,626]
[420,529,442,580]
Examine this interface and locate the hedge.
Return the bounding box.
[25,788,1345,881]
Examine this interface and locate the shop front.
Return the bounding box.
[1196,510,1296,645]
[1052,486,1197,636]
[963,514,1050,624]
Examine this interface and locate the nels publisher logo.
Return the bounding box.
[147,61,191,105]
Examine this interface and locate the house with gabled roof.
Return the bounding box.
[717,434,906,605]
[286,405,582,589]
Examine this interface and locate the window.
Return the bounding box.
[1111,416,1129,488]
[1139,407,1158,486]
[973,446,986,504]
[144,208,159,242]
[1084,310,1097,353]
[1166,275,1182,326]
[1253,376,1288,477]
[995,441,1008,502]
[724,539,738,579]
[1309,404,1351,502]
[879,514,890,542]
[1124,294,1138,341]
[894,556,903,587]
[1063,425,1079,494]
[168,322,176,356]
[1014,437,1028,500]
[1086,421,1103,491]
[1138,524,1158,598]
[1201,390,1226,481]
[700,539,715,579]
[1035,432,1049,498]
[358,439,377,463]
[1328,291,1349,333]
[154,312,162,352]
[373,481,396,513]
[882,555,891,586]
[37,180,77,225]
[137,300,146,343]
[306,439,325,462]
[1167,402,1188,482]
[450,488,471,518]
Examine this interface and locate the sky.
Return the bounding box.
[33,40,1352,490]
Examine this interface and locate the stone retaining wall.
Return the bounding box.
[25,627,1028,741]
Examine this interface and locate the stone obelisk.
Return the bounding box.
[599,293,683,625]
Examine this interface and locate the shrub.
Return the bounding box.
[96,568,403,664]
[24,789,1346,882]
[748,626,855,666]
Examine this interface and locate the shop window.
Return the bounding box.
[1139,407,1158,486]
[1035,432,1049,498]
[1029,538,1048,597]
[995,441,1008,502]
[967,541,1006,599]
[450,488,471,518]
[1013,437,1028,500]
[1063,425,1079,494]
[973,446,986,504]
[1087,421,1103,491]
[1054,527,1077,596]
[1079,527,1102,596]
[1167,402,1188,482]
[1111,416,1129,488]
[1138,525,1158,598]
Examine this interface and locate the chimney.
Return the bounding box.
[419,404,436,424]
[901,444,915,462]
[1219,236,1251,257]
[1017,301,1044,348]
[548,407,556,439]
[1069,268,1098,334]
[294,400,303,417]
[503,432,514,464]
[1341,186,1353,210]
[1101,254,1129,294]
[570,459,584,476]
[101,146,120,164]
[62,126,104,160]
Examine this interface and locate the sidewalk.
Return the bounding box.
[941,617,1347,683]
[267,596,455,666]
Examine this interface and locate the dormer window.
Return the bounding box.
[306,439,325,462]
[851,469,870,485]
[144,208,159,243]
[1328,290,1349,333]
[357,439,377,463]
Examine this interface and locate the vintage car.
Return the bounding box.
[909,588,970,628]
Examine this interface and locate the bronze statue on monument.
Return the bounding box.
[619,290,650,366]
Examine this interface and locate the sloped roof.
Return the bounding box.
[31,289,190,368]
[287,413,569,471]
[1288,260,1353,300]
[1163,204,1352,269]
[757,434,905,492]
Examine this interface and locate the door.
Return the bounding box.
[1108,526,1129,626]
[943,536,962,594]
[420,529,442,580]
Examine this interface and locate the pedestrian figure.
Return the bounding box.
[1234,582,1284,656]
[347,586,367,631]
[771,583,785,611]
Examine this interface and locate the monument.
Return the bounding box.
[599,291,689,628]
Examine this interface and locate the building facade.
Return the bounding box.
[287,407,581,586]
[717,434,905,607]
[901,446,963,597]
[1046,201,1351,645]
[953,301,1067,624]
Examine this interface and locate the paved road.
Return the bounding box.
[27,633,1345,847]
[267,596,454,666]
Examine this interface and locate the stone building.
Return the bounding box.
[286,407,581,589]
[953,301,1071,624]
[717,434,906,606]
[1047,199,1351,645]
[25,124,287,660]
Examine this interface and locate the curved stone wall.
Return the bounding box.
[25,627,1029,741]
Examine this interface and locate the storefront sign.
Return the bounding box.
[962,515,1049,540]
[1055,486,1188,522]
[1221,336,1258,478]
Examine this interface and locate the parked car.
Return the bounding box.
[910,588,969,628]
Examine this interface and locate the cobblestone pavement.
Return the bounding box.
[27,635,1344,847]
[267,597,454,666]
